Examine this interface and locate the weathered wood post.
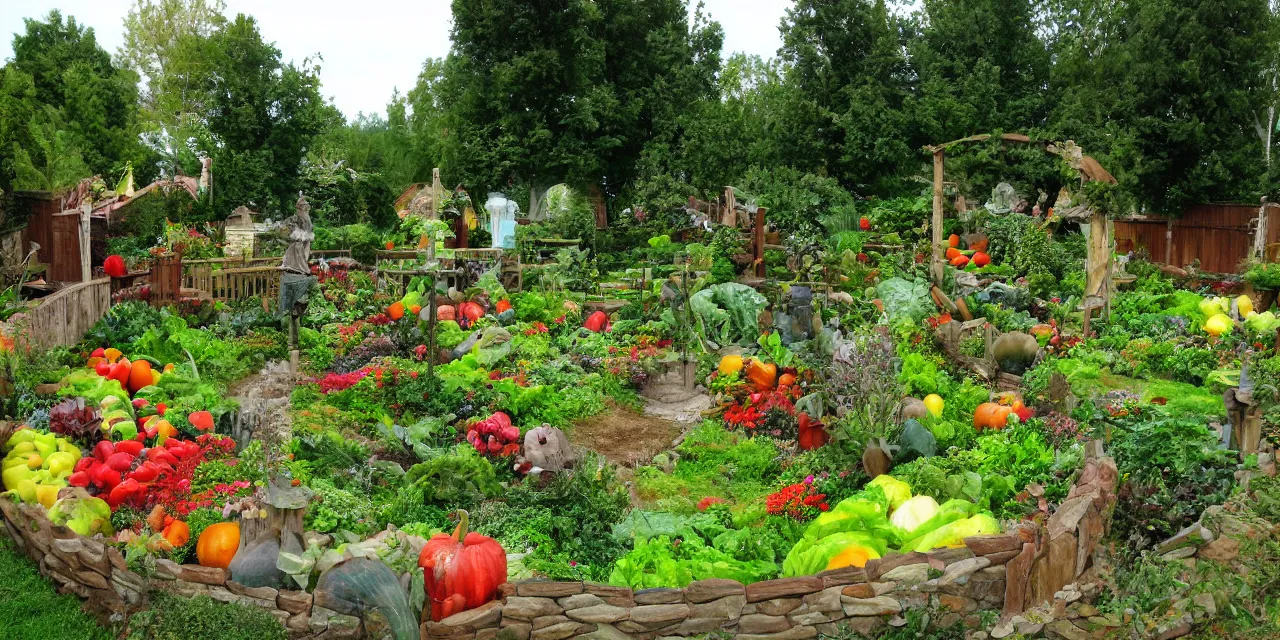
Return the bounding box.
[79,202,92,282]
[931,149,945,285]
[1253,196,1272,262]
[753,207,766,278]
[1164,217,1174,265]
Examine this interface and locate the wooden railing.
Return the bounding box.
[204,266,281,302]
[182,257,277,291]
[19,277,111,349]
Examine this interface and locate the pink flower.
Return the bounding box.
[804,475,815,485]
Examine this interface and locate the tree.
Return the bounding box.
[11,106,91,197]
[118,0,227,124]
[440,0,722,215]
[200,14,338,214]
[7,11,145,182]
[908,0,1050,142]
[777,0,917,194]
[117,0,227,167]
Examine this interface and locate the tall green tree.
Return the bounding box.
[908,0,1050,143]
[117,0,228,159]
[777,0,916,194]
[199,14,338,214]
[440,0,721,215]
[6,11,145,184]
[10,105,90,197]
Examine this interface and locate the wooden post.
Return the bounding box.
[724,186,737,227]
[79,203,92,282]
[431,168,442,220]
[931,150,945,285]
[1164,218,1173,265]
[753,207,766,278]
[1253,197,1271,262]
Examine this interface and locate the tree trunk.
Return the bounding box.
[527,181,554,222]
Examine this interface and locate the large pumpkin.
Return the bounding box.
[745,359,777,390]
[419,510,507,622]
[973,402,1013,430]
[196,522,241,569]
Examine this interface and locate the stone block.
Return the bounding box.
[287,613,311,634]
[818,566,867,588]
[937,557,991,588]
[865,552,935,581]
[324,614,362,640]
[745,577,824,603]
[840,584,875,599]
[756,598,802,616]
[558,593,604,610]
[686,578,746,603]
[441,601,505,629]
[504,597,562,620]
[532,616,569,631]
[840,597,902,617]
[660,617,730,635]
[983,551,1020,565]
[965,534,1022,556]
[879,563,929,586]
[227,580,279,601]
[629,604,690,625]
[498,621,531,640]
[517,581,584,598]
[75,569,110,590]
[688,594,746,621]
[938,594,978,613]
[531,621,591,640]
[566,604,629,624]
[738,614,792,634]
[801,586,844,613]
[277,589,314,615]
[789,610,843,625]
[633,588,684,604]
[178,563,227,585]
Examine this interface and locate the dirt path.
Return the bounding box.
[227,361,296,448]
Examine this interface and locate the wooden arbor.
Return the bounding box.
[924,134,1118,321]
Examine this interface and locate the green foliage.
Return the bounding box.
[304,477,376,535]
[126,592,286,640]
[383,447,501,526]
[635,421,780,513]
[1107,408,1238,550]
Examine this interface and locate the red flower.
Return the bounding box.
[697,497,727,511]
[766,483,828,520]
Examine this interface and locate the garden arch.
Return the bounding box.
[924,133,1118,320]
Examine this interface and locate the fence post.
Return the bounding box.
[1253,197,1271,262]
[931,149,945,285]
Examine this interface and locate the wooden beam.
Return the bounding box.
[754,207,766,278]
[1252,197,1272,262]
[430,168,442,220]
[931,149,945,285]
[1164,218,1173,265]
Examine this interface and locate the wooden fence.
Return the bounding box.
[1114,203,1280,274]
[181,256,278,291]
[19,277,111,349]
[203,266,281,302]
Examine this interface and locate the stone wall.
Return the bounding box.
[424,451,1119,640]
[0,447,1118,640]
[0,494,371,639]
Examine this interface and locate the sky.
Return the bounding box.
[0,0,793,120]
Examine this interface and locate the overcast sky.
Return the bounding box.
[0,0,793,120]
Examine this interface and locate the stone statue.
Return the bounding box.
[275,194,318,371]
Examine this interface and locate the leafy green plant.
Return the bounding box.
[126,592,286,640]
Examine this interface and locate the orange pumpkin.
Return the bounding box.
[945,247,962,260]
[969,237,989,252]
[777,373,797,388]
[972,252,991,267]
[196,522,241,569]
[973,402,1013,430]
[950,255,970,268]
[162,520,190,548]
[437,305,457,321]
[388,301,406,320]
[948,234,960,248]
[745,359,777,390]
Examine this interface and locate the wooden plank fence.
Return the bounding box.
[1114,203,1280,274]
[19,277,111,349]
[182,257,277,291]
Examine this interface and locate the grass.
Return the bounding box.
[0,532,115,640]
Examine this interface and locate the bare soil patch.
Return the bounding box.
[570,404,683,468]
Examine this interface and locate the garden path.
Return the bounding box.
[227,361,295,447]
